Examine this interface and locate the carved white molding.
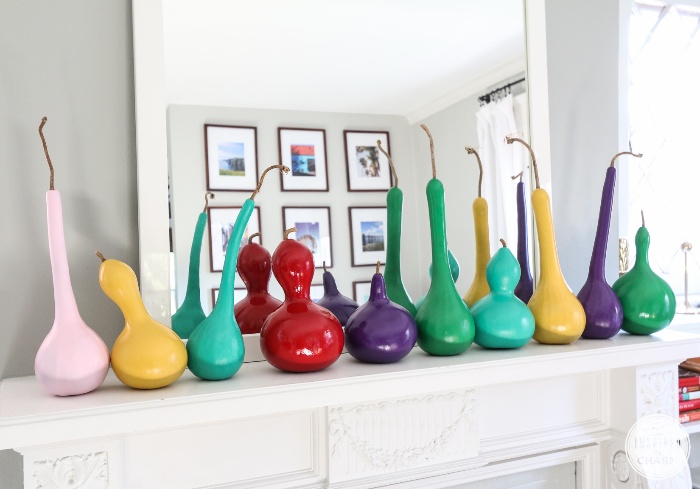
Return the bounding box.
[328,390,477,481]
[32,451,108,489]
[612,450,630,482]
[638,368,676,418]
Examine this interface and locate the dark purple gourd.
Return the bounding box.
[345,262,417,363]
[577,151,642,339]
[512,171,533,304]
[316,261,358,326]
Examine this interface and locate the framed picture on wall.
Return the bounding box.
[310,284,324,302]
[282,206,333,268]
[278,128,329,191]
[348,206,387,266]
[212,287,247,308]
[208,206,261,272]
[204,124,258,191]
[344,130,392,191]
[353,281,371,305]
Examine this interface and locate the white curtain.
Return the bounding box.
[476,92,529,254]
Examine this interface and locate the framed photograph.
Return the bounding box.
[204,124,258,191]
[348,206,387,266]
[212,287,247,308]
[282,207,332,268]
[278,128,328,191]
[353,281,371,305]
[208,206,261,272]
[344,130,392,191]
[310,284,324,303]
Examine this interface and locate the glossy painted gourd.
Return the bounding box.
[471,241,534,349]
[380,141,417,318]
[612,216,676,335]
[172,207,208,339]
[507,137,585,345]
[316,263,358,326]
[513,175,534,304]
[98,254,187,389]
[463,148,490,307]
[345,264,417,363]
[35,117,109,396]
[578,153,640,339]
[234,234,283,334]
[415,125,474,355]
[415,249,459,310]
[261,232,344,372]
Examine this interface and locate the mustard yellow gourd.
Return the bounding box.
[97,253,187,389]
[506,139,585,344]
[463,148,490,307]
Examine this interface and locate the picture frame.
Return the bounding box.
[348,206,387,266]
[344,130,392,191]
[310,284,324,302]
[353,281,372,305]
[204,124,258,191]
[278,128,329,191]
[212,287,247,308]
[282,206,333,268]
[207,206,261,272]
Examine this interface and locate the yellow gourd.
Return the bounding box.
[463,147,490,307]
[506,138,585,344]
[97,252,187,389]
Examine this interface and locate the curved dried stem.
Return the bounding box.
[610,151,643,168]
[420,124,436,179]
[323,261,327,273]
[95,250,106,262]
[248,232,261,244]
[203,192,214,212]
[39,117,54,190]
[500,238,507,248]
[376,261,381,274]
[465,147,483,197]
[284,227,296,240]
[641,210,645,227]
[250,164,290,200]
[511,165,529,182]
[506,137,539,189]
[377,140,397,188]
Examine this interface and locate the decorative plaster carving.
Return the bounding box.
[33,451,108,489]
[329,390,477,475]
[638,369,675,418]
[611,450,630,482]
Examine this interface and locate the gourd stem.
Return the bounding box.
[500,238,507,248]
[641,210,645,227]
[250,165,290,200]
[203,192,214,212]
[610,151,643,168]
[506,137,539,189]
[248,232,261,244]
[323,261,327,273]
[376,261,381,274]
[284,227,296,240]
[465,147,483,197]
[38,117,55,190]
[377,140,398,188]
[95,250,106,262]
[420,124,436,179]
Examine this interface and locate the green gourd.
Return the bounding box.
[172,193,212,339]
[415,125,474,355]
[471,240,535,349]
[378,141,417,318]
[612,212,676,335]
[415,250,460,310]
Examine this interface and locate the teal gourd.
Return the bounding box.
[471,240,534,349]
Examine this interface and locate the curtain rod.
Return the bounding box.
[478,77,526,105]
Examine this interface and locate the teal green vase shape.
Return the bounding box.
[385,186,417,318]
[414,249,459,310]
[186,199,254,379]
[471,242,535,348]
[172,212,207,339]
[612,221,676,335]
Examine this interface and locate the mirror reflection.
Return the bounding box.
[163,0,529,332]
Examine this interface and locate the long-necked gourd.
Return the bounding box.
[172,192,214,339]
[187,165,288,380]
[377,140,417,318]
[506,137,585,344]
[97,251,186,389]
[34,117,110,396]
[612,211,676,334]
[316,261,358,326]
[512,170,534,304]
[463,147,491,307]
[578,151,641,339]
[414,125,474,355]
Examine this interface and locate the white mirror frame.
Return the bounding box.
[132,0,551,321]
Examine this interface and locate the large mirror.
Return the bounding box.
[133,0,552,338]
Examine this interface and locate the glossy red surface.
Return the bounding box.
[235,242,282,334]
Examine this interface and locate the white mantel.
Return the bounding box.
[2,329,699,488]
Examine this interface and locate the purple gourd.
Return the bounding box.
[316,261,358,326]
[512,170,533,304]
[577,151,642,339]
